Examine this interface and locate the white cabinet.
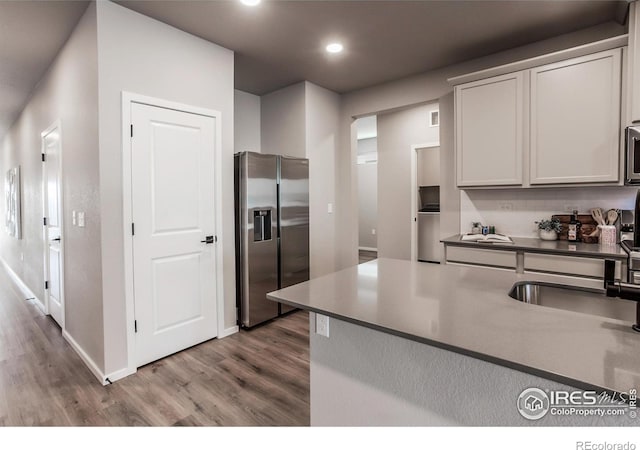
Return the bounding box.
[417,146,440,186]
[529,49,621,184]
[629,1,640,124]
[454,48,623,188]
[445,246,517,269]
[455,72,524,187]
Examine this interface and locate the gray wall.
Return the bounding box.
[259,82,340,278]
[234,89,261,153]
[261,82,306,158]
[0,4,103,368]
[96,1,235,376]
[335,21,626,270]
[357,163,377,250]
[305,82,340,277]
[311,316,636,426]
[376,103,439,260]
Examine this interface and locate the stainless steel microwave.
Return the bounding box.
[627,126,640,184]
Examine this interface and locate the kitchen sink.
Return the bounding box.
[508,281,636,322]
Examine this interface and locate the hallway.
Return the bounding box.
[0,267,310,426]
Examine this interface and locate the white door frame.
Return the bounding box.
[410,141,440,262]
[121,92,224,376]
[41,119,66,329]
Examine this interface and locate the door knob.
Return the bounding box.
[200,236,215,244]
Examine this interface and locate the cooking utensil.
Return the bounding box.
[606,209,618,226]
[591,208,605,225]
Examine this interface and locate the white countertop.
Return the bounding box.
[267,258,640,394]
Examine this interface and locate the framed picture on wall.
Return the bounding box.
[5,166,21,239]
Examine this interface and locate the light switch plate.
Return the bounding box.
[77,212,85,228]
[72,210,76,226]
[327,203,333,214]
[315,314,330,338]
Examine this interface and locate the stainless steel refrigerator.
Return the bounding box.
[234,151,310,328]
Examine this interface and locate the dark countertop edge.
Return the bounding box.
[269,294,625,398]
[442,236,627,260]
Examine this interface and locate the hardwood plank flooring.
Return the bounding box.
[359,250,377,264]
[0,267,310,426]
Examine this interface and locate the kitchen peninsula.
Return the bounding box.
[267,259,640,426]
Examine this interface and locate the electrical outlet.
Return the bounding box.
[315,314,330,338]
[72,210,76,226]
[327,203,333,214]
[564,205,579,213]
[498,202,513,211]
[77,212,85,228]
[372,228,376,235]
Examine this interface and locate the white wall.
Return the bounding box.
[261,82,306,158]
[96,1,235,376]
[357,163,377,250]
[260,81,340,278]
[460,187,638,237]
[376,103,440,260]
[234,89,261,153]
[305,82,340,277]
[0,4,103,368]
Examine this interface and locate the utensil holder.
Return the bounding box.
[599,225,616,246]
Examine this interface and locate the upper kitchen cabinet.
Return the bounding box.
[529,49,621,184]
[455,72,524,187]
[629,1,640,124]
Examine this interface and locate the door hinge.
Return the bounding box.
[131,223,135,236]
[134,320,137,333]
[43,217,47,226]
[130,124,133,138]
[41,153,45,162]
[45,281,49,290]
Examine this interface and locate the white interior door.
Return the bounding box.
[131,102,218,367]
[42,123,64,327]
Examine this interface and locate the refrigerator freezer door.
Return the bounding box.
[418,212,442,263]
[279,156,310,313]
[236,152,279,327]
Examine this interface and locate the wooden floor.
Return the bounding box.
[359,250,378,264]
[0,267,310,426]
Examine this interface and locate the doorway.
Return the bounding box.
[123,94,223,369]
[42,121,65,328]
[411,143,441,263]
[355,115,378,264]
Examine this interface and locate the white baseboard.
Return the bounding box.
[62,329,107,385]
[218,325,239,339]
[358,247,378,252]
[104,366,136,384]
[0,257,45,313]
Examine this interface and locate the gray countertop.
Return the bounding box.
[442,234,627,260]
[267,259,640,395]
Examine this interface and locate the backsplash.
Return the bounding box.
[460,187,639,237]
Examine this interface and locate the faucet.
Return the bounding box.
[604,260,640,332]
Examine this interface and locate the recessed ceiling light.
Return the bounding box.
[240,0,261,6]
[326,43,344,54]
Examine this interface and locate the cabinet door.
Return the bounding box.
[456,72,524,187]
[629,2,640,124]
[417,146,440,186]
[530,49,621,184]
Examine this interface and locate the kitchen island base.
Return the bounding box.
[310,314,636,426]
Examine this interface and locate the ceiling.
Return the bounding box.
[0,1,630,142]
[0,1,89,139]
[116,0,629,96]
